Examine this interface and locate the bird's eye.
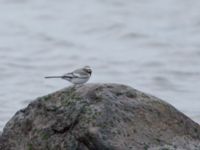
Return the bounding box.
[87,69,92,73]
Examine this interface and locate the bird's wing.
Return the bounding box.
[63,72,76,78]
[63,72,85,78]
[73,68,89,78]
[71,72,81,78]
[62,68,89,79]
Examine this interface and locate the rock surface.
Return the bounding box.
[0,83,200,150]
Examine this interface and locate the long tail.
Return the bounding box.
[45,76,63,79]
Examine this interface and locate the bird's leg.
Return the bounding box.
[73,84,78,89]
[74,84,83,89]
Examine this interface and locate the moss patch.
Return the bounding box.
[28,143,33,150]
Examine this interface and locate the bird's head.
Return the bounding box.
[83,66,92,75]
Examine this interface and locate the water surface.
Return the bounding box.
[0,0,200,130]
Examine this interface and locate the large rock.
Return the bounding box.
[0,84,200,150]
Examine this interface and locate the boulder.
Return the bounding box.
[0,84,200,150]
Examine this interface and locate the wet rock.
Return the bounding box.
[0,83,200,150]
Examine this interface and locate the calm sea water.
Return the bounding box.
[0,0,200,130]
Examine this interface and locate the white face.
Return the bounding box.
[84,66,92,74]
[84,66,91,70]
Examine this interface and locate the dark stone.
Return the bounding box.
[0,83,200,150]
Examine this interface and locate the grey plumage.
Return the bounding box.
[45,66,92,85]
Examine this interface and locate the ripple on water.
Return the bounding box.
[1,0,200,131]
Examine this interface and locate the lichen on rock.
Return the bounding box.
[0,83,200,150]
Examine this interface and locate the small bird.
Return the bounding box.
[45,66,92,85]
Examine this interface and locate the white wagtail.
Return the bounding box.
[45,66,92,85]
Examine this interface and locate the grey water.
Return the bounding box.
[0,0,200,130]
